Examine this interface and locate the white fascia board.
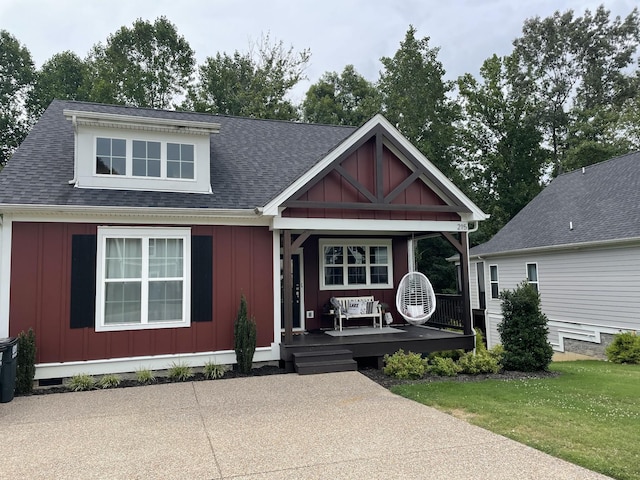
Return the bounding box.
[34,345,279,380]
[262,113,488,222]
[272,216,471,233]
[64,109,221,135]
[0,204,269,226]
[469,236,640,260]
[0,214,10,337]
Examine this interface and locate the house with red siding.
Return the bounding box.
[0,100,487,380]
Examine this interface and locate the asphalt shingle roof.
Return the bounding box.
[470,151,640,256]
[0,100,355,210]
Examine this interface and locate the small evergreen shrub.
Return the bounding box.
[136,368,156,384]
[427,356,461,376]
[488,344,505,365]
[67,374,95,391]
[427,349,464,362]
[16,328,36,394]
[203,361,226,379]
[606,332,640,364]
[383,349,427,379]
[234,294,257,374]
[97,374,121,389]
[498,282,553,371]
[457,351,501,374]
[168,362,193,381]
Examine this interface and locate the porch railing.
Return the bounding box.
[427,294,464,331]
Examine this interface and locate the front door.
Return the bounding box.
[281,252,304,331]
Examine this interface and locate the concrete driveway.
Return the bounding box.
[0,371,611,479]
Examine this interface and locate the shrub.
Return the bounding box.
[234,294,257,374]
[457,351,501,374]
[606,332,640,364]
[427,349,464,362]
[167,361,193,381]
[427,356,461,376]
[16,328,36,394]
[498,282,553,371]
[136,368,156,385]
[67,373,95,392]
[488,344,505,365]
[203,361,226,379]
[97,374,121,389]
[383,349,427,379]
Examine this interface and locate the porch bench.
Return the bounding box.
[330,296,384,331]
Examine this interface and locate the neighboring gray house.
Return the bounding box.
[469,152,640,357]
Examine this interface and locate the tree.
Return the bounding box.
[85,16,195,108]
[498,282,553,371]
[378,26,461,182]
[27,51,88,116]
[233,294,257,374]
[302,64,380,125]
[186,34,309,120]
[458,54,548,241]
[512,5,640,174]
[0,30,35,168]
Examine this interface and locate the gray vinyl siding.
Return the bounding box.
[481,242,640,349]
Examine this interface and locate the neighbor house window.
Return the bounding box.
[96,137,126,175]
[167,143,195,179]
[490,265,499,299]
[95,227,191,331]
[319,239,393,290]
[526,262,539,292]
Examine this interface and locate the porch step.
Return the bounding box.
[293,349,357,375]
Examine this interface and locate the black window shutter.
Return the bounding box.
[70,235,97,329]
[191,235,213,322]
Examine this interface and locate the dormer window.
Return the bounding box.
[65,109,220,194]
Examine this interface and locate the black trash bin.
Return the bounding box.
[0,337,18,403]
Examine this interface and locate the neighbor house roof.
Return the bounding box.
[470,151,640,256]
[0,100,355,210]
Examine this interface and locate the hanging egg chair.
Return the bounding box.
[395,272,436,325]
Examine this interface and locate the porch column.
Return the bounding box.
[442,231,473,336]
[282,230,310,344]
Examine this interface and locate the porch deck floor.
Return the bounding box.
[280,325,474,366]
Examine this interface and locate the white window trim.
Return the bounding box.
[526,262,539,291]
[319,238,393,290]
[95,226,191,332]
[95,136,197,182]
[489,264,499,299]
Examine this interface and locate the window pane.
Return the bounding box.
[324,246,343,265]
[491,283,499,299]
[370,266,388,284]
[167,143,180,160]
[347,246,365,264]
[148,281,183,321]
[370,246,388,264]
[112,139,126,157]
[132,140,145,158]
[148,159,161,177]
[167,161,180,178]
[111,157,126,175]
[527,264,538,282]
[96,137,110,156]
[132,158,146,176]
[181,144,194,161]
[348,266,366,284]
[105,282,141,324]
[324,267,343,285]
[149,238,183,278]
[105,238,141,279]
[148,141,161,159]
[490,266,498,281]
[181,162,194,179]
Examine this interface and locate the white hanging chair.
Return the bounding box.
[395,272,436,325]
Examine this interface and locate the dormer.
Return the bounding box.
[64,109,220,194]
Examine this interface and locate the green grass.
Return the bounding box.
[392,361,640,480]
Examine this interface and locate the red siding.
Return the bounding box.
[9,222,273,364]
[283,141,461,221]
[301,235,408,330]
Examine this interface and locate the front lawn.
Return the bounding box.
[392,361,640,480]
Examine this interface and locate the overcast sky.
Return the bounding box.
[2,0,638,102]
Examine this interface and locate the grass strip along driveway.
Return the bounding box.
[392,361,640,480]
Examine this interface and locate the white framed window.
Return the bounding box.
[95,227,191,332]
[489,265,499,299]
[95,137,196,181]
[526,262,539,292]
[319,239,393,290]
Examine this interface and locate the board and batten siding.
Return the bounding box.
[479,242,640,351]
